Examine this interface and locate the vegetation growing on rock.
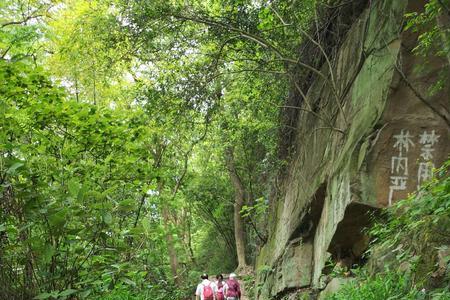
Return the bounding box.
[328,160,450,299]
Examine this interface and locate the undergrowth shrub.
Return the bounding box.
[327,159,450,299]
[328,270,450,300]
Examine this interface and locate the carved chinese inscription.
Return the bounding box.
[388,129,442,205]
[389,130,414,205]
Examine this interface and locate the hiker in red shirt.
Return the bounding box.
[223,273,241,300]
[215,274,225,300]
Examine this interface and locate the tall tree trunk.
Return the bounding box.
[21,224,35,299]
[157,177,180,286]
[151,144,180,285]
[224,146,248,270]
[182,206,197,266]
[162,205,180,285]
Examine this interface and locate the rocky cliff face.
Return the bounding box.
[255,1,450,299]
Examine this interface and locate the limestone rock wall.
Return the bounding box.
[255,1,450,299]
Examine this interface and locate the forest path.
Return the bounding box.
[239,278,249,300]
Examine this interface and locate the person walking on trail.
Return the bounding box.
[195,273,216,300]
[223,273,241,300]
[215,274,225,300]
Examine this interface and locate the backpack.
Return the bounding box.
[203,282,214,300]
[217,281,224,300]
[225,279,239,297]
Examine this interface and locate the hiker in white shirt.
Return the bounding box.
[195,273,217,300]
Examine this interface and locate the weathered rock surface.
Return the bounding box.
[255,0,450,299]
[317,278,355,300]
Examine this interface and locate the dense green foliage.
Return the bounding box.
[328,160,450,300]
[406,0,450,95]
[327,272,446,300]
[1,59,189,299]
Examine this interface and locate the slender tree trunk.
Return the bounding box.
[21,225,35,299]
[74,74,79,103]
[182,206,197,266]
[162,205,180,285]
[157,177,180,285]
[151,143,180,285]
[224,146,248,270]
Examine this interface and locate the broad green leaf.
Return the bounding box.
[34,292,53,300]
[42,245,55,264]
[49,208,69,228]
[78,289,91,298]
[68,178,80,198]
[58,289,77,297]
[7,162,24,175]
[122,278,136,286]
[102,212,112,225]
